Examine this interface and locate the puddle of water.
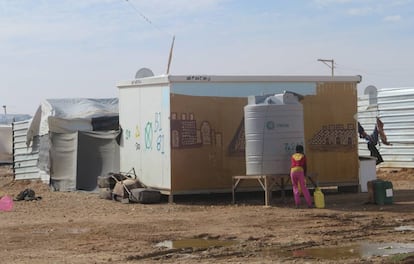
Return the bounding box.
[65,228,90,234]
[155,238,236,249]
[32,228,54,234]
[358,243,414,257]
[395,226,414,231]
[155,239,414,260]
[269,242,414,260]
[290,245,360,260]
[32,227,89,235]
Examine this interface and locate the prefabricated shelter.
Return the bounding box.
[14,98,120,191]
[0,114,31,164]
[117,74,362,197]
[358,86,414,168]
[0,125,12,163]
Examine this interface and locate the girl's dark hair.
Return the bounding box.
[296,145,304,153]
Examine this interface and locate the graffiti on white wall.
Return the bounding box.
[125,111,226,152]
[124,112,165,154]
[144,112,165,154]
[125,125,141,150]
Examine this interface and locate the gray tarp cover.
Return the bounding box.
[27,98,118,145]
[50,130,120,191]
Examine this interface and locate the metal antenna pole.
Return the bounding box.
[317,59,334,76]
[166,35,175,74]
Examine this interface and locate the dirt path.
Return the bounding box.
[0,165,413,263]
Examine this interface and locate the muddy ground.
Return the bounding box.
[0,165,413,264]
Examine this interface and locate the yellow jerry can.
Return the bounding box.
[314,187,325,208]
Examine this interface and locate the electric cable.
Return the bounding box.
[123,0,174,37]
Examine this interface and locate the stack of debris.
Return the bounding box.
[97,172,161,204]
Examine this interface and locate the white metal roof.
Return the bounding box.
[117,74,362,88]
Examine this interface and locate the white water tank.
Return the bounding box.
[244,93,304,175]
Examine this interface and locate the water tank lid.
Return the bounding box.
[263,91,301,105]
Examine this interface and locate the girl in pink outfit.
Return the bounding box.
[290,145,313,208]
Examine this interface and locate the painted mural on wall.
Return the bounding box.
[228,118,245,156]
[308,123,357,151]
[170,112,223,149]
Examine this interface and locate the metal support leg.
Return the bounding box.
[264,176,270,206]
[232,178,235,204]
[232,178,241,204]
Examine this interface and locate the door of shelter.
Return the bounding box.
[50,131,120,191]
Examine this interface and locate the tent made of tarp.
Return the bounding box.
[15,98,120,191]
[48,130,120,191]
[27,98,119,141]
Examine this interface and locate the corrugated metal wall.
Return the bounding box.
[358,87,414,168]
[12,120,40,180]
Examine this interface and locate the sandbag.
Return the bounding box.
[98,173,132,189]
[98,188,112,200]
[97,176,115,189]
[112,179,142,199]
[112,182,127,198]
[129,188,161,204]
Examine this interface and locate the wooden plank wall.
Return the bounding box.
[303,82,359,185]
[170,82,359,193]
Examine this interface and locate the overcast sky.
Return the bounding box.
[1,0,413,114]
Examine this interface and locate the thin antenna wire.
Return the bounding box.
[124,0,174,37]
[124,0,176,74]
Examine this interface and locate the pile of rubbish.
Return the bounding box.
[97,172,161,204]
[0,188,42,212]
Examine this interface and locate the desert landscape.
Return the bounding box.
[0,165,413,264]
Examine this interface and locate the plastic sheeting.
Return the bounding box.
[27,98,118,145]
[77,131,120,191]
[49,130,120,192]
[91,116,119,131]
[15,98,120,188]
[49,132,78,191]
